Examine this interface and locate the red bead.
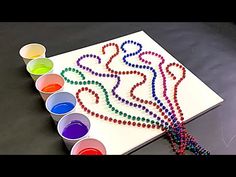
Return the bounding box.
[109,118,112,122]
[95,113,99,117]
[127,121,131,125]
[123,120,127,125]
[147,124,151,128]
[142,123,146,128]
[137,123,141,127]
[118,120,122,124]
[132,122,136,126]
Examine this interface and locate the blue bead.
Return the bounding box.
[146,66,150,69]
[143,66,146,69]
[162,106,166,109]
[139,65,142,68]
[160,103,163,106]
[154,97,158,101]
[131,64,135,67]
[157,100,160,103]
[128,63,131,66]
[133,42,136,45]
[171,115,174,119]
[135,64,139,67]
[168,112,171,116]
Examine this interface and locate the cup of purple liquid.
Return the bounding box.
[57,113,91,150]
[45,91,77,124]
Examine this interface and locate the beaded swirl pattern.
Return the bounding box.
[60,40,210,155]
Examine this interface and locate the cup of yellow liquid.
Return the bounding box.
[26,58,54,81]
[19,43,46,64]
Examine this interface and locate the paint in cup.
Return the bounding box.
[26,58,54,81]
[35,73,64,101]
[57,113,91,150]
[45,91,76,124]
[71,138,106,155]
[19,43,46,64]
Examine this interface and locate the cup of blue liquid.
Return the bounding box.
[45,91,77,124]
[57,113,91,150]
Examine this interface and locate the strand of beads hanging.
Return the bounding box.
[120,40,210,155]
[61,66,208,155]
[120,40,189,154]
[138,51,187,154]
[101,43,207,155]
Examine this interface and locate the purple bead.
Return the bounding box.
[82,66,85,69]
[118,97,121,101]
[142,106,145,110]
[98,74,102,77]
[149,111,153,115]
[129,102,133,106]
[121,99,125,102]
[107,74,110,77]
[89,54,93,57]
[91,71,95,74]
[125,101,129,104]
[102,74,106,77]
[153,114,157,118]
[145,109,149,113]
[138,104,141,108]
[134,103,137,107]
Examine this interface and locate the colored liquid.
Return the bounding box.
[51,102,74,114]
[78,148,102,155]
[31,54,41,59]
[41,84,62,92]
[31,66,51,75]
[62,120,88,139]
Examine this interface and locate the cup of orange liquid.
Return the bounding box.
[35,73,65,101]
[19,43,46,64]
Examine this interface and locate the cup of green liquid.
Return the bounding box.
[19,43,46,64]
[26,58,54,81]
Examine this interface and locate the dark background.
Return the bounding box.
[0,22,235,155]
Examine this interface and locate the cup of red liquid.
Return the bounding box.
[35,73,64,101]
[71,138,106,155]
[57,113,91,150]
[45,91,77,124]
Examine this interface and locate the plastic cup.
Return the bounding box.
[57,113,91,150]
[71,138,106,155]
[19,43,46,65]
[45,92,77,124]
[35,73,64,101]
[26,58,54,81]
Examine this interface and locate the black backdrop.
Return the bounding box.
[0,22,235,154]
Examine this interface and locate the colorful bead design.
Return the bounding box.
[59,40,210,155]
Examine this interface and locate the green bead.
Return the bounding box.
[70,81,74,84]
[65,68,68,71]
[108,104,112,108]
[128,115,131,119]
[74,81,78,85]
[67,79,71,83]
[150,120,155,124]
[83,81,86,84]
[72,68,75,72]
[79,81,82,85]
[141,117,145,121]
[75,70,79,73]
[132,116,136,120]
[92,81,95,84]
[137,117,141,121]
[146,119,150,123]
[111,107,115,111]
[95,81,99,85]
[123,113,127,117]
[115,109,118,114]
[119,111,123,116]
[68,67,71,71]
[87,81,90,84]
